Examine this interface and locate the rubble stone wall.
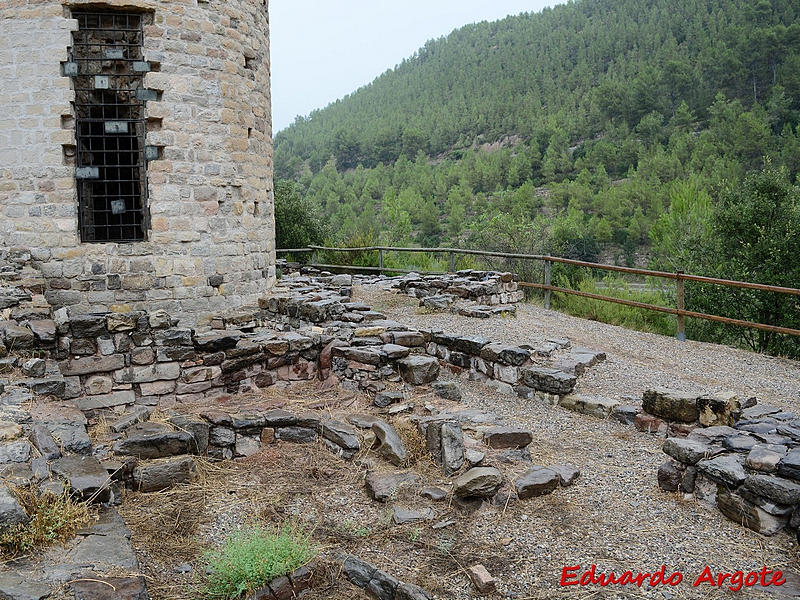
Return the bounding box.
[0,0,275,326]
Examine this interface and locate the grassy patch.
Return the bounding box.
[554,275,677,336]
[0,489,89,557]
[203,521,317,600]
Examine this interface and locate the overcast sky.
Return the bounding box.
[270,1,559,132]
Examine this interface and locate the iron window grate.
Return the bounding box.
[70,11,149,243]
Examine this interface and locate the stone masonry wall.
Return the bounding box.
[0,0,275,326]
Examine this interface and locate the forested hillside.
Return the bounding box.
[273,0,800,356]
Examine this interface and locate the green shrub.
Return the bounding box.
[203,522,317,600]
[554,275,677,336]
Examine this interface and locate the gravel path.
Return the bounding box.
[358,285,800,408]
[349,285,800,599]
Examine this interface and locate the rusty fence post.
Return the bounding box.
[449,251,456,273]
[544,259,552,310]
[676,271,686,342]
[378,249,384,274]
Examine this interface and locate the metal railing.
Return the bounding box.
[277,245,800,341]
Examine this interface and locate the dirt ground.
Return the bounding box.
[120,288,800,600]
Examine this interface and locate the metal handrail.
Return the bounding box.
[277,246,800,339]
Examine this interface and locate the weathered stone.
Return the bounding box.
[48,422,92,455]
[0,322,34,349]
[634,413,668,435]
[550,464,581,486]
[480,343,530,366]
[194,330,241,352]
[28,319,56,344]
[372,420,407,466]
[84,374,114,396]
[658,460,684,492]
[70,314,108,338]
[209,426,235,446]
[263,409,297,428]
[642,388,699,423]
[133,456,197,492]
[610,405,640,426]
[778,449,800,481]
[60,354,125,376]
[113,430,193,459]
[723,434,758,453]
[342,555,376,588]
[111,406,152,433]
[520,367,577,396]
[745,445,786,473]
[0,421,22,442]
[516,467,560,499]
[321,420,360,451]
[420,486,448,501]
[0,484,28,527]
[168,414,210,454]
[396,582,433,600]
[29,424,61,460]
[368,569,400,600]
[0,572,51,600]
[392,506,434,524]
[465,448,485,466]
[559,394,620,418]
[467,564,498,595]
[717,487,788,536]
[697,455,747,487]
[74,390,136,411]
[21,358,45,378]
[0,440,30,463]
[431,381,461,401]
[71,576,149,600]
[483,427,532,449]
[453,467,503,498]
[743,474,800,506]
[50,455,111,502]
[365,471,420,502]
[275,427,318,444]
[697,391,740,427]
[662,438,717,465]
[397,355,440,385]
[374,391,405,409]
[235,434,262,457]
[114,362,181,384]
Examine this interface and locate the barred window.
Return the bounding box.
[68,11,151,243]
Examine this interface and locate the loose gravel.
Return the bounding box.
[125,286,800,600]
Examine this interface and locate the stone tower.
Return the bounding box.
[0,0,275,326]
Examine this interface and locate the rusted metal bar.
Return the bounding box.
[519,282,800,337]
[299,245,800,296]
[676,272,686,342]
[276,245,800,339]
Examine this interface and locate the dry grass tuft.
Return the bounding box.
[393,418,428,466]
[0,488,90,557]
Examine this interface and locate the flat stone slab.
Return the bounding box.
[697,455,747,487]
[397,355,440,385]
[642,388,699,423]
[516,467,560,499]
[662,438,717,465]
[132,456,197,493]
[392,506,434,525]
[559,394,619,418]
[483,427,532,449]
[453,467,503,498]
[50,455,110,502]
[372,420,407,466]
[113,430,193,459]
[365,471,420,502]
